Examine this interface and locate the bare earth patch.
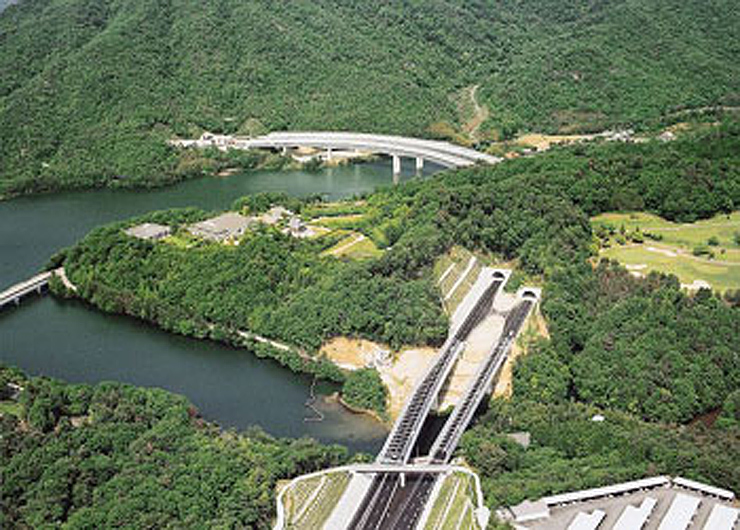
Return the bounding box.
[320,337,438,420]
[646,246,678,257]
[379,347,438,420]
[320,337,386,370]
[514,133,591,150]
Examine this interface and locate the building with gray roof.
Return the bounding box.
[500,476,737,530]
[188,212,253,242]
[124,223,171,241]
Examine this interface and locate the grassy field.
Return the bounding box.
[600,245,740,292]
[310,214,367,230]
[593,212,740,292]
[592,211,740,260]
[322,232,383,260]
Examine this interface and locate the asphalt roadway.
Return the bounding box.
[348,472,437,530]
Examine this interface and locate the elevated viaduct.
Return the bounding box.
[0,271,53,311]
[316,269,540,530]
[172,131,502,175]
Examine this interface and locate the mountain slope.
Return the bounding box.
[1,0,738,195]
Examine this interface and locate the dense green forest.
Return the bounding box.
[53,117,740,509]
[59,119,740,403]
[461,397,740,507]
[341,369,388,419]
[59,206,448,353]
[1,0,739,195]
[0,0,18,13]
[0,365,349,529]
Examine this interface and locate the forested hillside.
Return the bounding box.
[0,365,349,528]
[0,0,18,12]
[1,0,739,195]
[24,116,740,518]
[462,398,740,507]
[60,120,740,418]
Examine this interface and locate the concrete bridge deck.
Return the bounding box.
[0,271,53,310]
[173,131,502,170]
[377,269,507,466]
[429,289,540,463]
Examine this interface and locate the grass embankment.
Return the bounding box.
[592,211,740,292]
[424,473,480,530]
[0,400,22,418]
[322,232,383,260]
[435,247,481,316]
[310,203,384,260]
[284,472,351,529]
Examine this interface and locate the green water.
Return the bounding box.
[0,159,441,451]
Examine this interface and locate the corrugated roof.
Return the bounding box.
[703,504,740,530]
[657,493,701,530]
[542,476,670,506]
[612,497,656,530]
[567,510,605,530]
[674,477,736,501]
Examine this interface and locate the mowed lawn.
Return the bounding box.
[592,211,740,262]
[322,232,383,260]
[600,245,740,292]
[593,212,740,292]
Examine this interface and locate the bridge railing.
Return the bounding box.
[377,272,505,465]
[428,294,537,463]
[0,271,53,308]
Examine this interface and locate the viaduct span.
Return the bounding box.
[173,131,502,174]
[320,270,539,530]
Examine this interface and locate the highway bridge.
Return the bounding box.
[429,290,538,463]
[347,288,539,530]
[172,131,502,173]
[376,270,507,466]
[0,271,53,311]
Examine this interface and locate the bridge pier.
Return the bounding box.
[392,155,401,175]
[392,155,402,185]
[416,156,424,173]
[327,148,333,161]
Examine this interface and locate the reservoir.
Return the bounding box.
[0,159,441,452]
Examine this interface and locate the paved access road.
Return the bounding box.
[348,472,437,530]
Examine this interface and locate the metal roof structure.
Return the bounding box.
[612,497,657,530]
[542,476,670,506]
[673,477,736,502]
[511,500,550,523]
[188,212,253,241]
[567,510,605,530]
[657,493,701,530]
[703,504,740,530]
[124,223,171,240]
[503,477,738,530]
